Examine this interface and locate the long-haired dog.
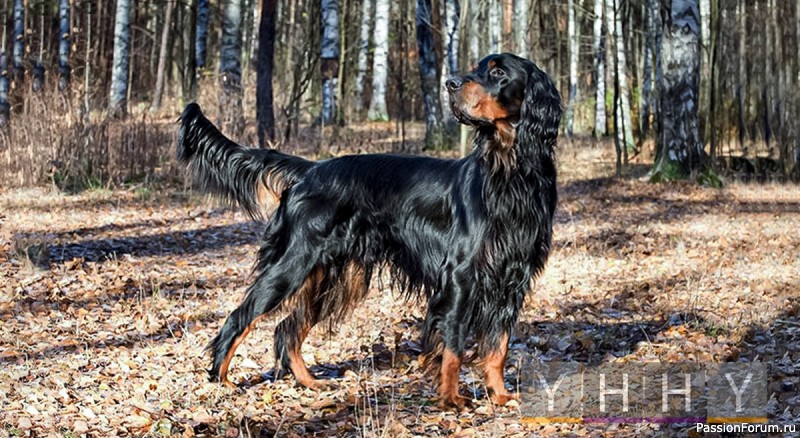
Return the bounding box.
[177,53,562,408]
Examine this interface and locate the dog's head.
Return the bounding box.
[447,53,562,158]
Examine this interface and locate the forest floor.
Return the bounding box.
[1,136,799,437]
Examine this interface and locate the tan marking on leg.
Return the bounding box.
[439,348,468,409]
[483,333,517,405]
[218,314,268,387]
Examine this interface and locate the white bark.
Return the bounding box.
[355,0,372,112]
[468,0,480,64]
[489,0,501,53]
[368,0,389,120]
[593,0,606,137]
[110,0,131,116]
[566,0,579,136]
[606,0,634,149]
[440,0,459,121]
[514,0,528,57]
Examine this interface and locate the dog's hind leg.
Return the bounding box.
[207,242,321,387]
[274,268,326,389]
[480,332,516,405]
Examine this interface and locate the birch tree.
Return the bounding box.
[58,0,71,92]
[256,0,278,145]
[652,0,707,179]
[440,0,459,122]
[109,0,131,117]
[566,0,579,137]
[368,0,389,121]
[320,0,339,125]
[416,0,446,149]
[0,52,8,127]
[593,0,606,138]
[11,0,23,84]
[641,0,656,137]
[180,0,198,101]
[467,0,480,64]
[514,0,528,57]
[606,0,634,151]
[354,0,373,113]
[488,0,501,53]
[219,0,244,135]
[196,0,210,69]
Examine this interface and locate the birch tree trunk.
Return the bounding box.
[354,0,373,113]
[196,0,210,69]
[736,0,745,149]
[566,0,579,137]
[58,0,71,92]
[416,0,446,149]
[368,0,389,121]
[641,0,655,137]
[439,0,459,122]
[320,0,340,125]
[593,0,606,138]
[181,0,198,102]
[606,0,634,150]
[219,0,244,135]
[109,0,131,117]
[514,0,528,58]
[152,0,175,110]
[653,0,707,179]
[0,52,9,127]
[467,0,480,64]
[488,0,501,53]
[12,0,23,83]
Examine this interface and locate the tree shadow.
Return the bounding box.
[15,221,261,267]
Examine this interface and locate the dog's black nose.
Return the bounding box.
[445,77,463,91]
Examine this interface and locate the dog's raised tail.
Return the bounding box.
[178,103,313,219]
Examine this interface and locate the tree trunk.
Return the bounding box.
[606,0,634,151]
[181,0,198,102]
[488,0,501,53]
[653,0,707,179]
[566,0,579,137]
[219,0,244,135]
[368,0,389,121]
[467,0,480,64]
[641,0,655,138]
[153,0,175,110]
[196,0,210,69]
[416,0,446,149]
[12,0,23,84]
[593,0,606,138]
[0,52,9,128]
[502,0,512,51]
[110,0,131,117]
[514,0,528,57]
[58,0,71,92]
[257,0,278,146]
[735,0,745,150]
[31,2,44,93]
[320,0,339,126]
[354,0,373,113]
[440,0,459,122]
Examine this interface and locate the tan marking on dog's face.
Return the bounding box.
[458,82,510,122]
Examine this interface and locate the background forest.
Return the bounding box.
[1,0,798,188]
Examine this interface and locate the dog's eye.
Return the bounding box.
[490,69,506,79]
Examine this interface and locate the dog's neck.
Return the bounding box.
[477,120,551,178]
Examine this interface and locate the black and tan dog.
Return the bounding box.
[177,53,562,408]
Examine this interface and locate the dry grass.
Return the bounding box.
[1,136,799,436]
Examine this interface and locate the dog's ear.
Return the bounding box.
[518,63,563,142]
